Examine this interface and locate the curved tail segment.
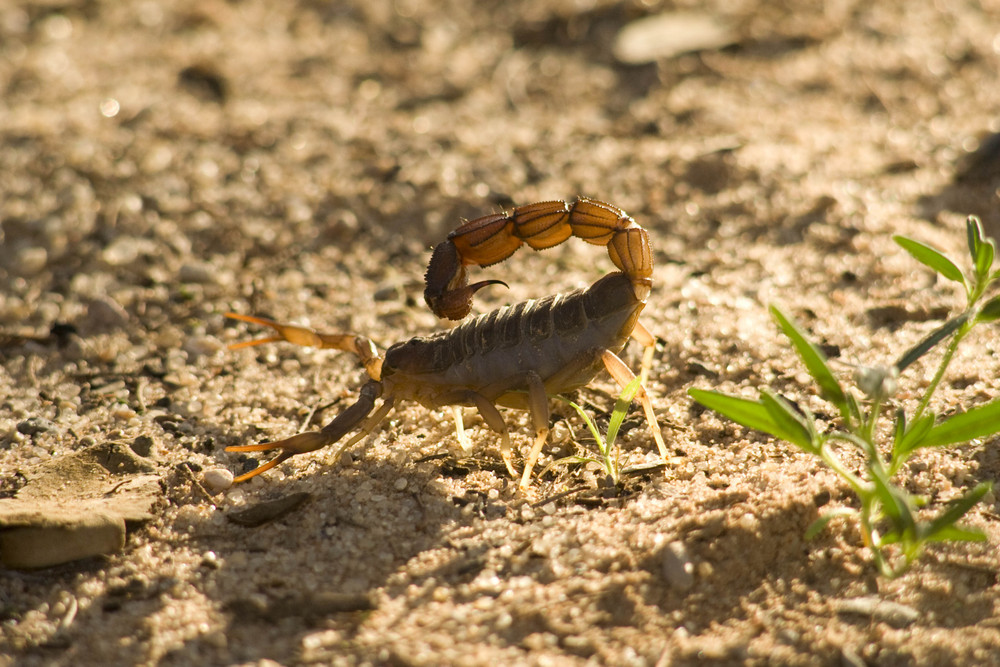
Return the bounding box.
[423,198,654,320]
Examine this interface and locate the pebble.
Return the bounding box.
[202,468,234,494]
[80,295,130,334]
[102,236,143,266]
[834,596,920,628]
[613,12,735,64]
[14,246,48,276]
[373,284,401,301]
[661,540,695,590]
[16,417,57,436]
[178,262,219,284]
[131,435,155,457]
[112,405,138,422]
[0,512,126,569]
[200,550,221,569]
[183,335,223,357]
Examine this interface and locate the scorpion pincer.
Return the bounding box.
[225,198,668,489]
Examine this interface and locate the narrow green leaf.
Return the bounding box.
[606,376,642,451]
[921,482,991,542]
[845,390,863,425]
[870,467,917,539]
[891,408,906,450]
[539,455,604,480]
[924,524,988,543]
[976,238,996,280]
[919,399,1000,448]
[759,388,816,451]
[894,235,966,284]
[894,313,969,372]
[977,294,1000,323]
[561,399,605,452]
[769,306,849,419]
[895,412,936,459]
[876,530,902,547]
[967,215,986,265]
[688,389,799,444]
[559,399,618,479]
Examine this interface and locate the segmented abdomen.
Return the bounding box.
[383,273,643,403]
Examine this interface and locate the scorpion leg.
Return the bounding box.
[630,320,657,386]
[226,381,391,482]
[466,393,517,477]
[450,406,474,452]
[519,371,551,490]
[600,350,668,459]
[454,376,551,485]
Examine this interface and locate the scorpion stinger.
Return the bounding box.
[226,198,669,489]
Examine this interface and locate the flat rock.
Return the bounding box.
[0,508,125,569]
[0,442,161,569]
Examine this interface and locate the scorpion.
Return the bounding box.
[225,198,668,489]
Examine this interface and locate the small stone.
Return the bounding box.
[613,12,736,64]
[13,246,48,276]
[179,262,219,284]
[80,295,130,334]
[835,596,920,628]
[202,468,234,494]
[102,236,142,265]
[112,405,138,422]
[183,335,223,357]
[142,144,173,173]
[661,540,695,590]
[16,417,56,436]
[373,284,400,301]
[131,435,155,458]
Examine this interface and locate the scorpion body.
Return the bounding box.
[226,198,667,488]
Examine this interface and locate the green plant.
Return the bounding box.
[549,376,644,486]
[689,216,1000,577]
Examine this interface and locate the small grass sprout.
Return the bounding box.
[690,216,999,577]
[548,376,643,487]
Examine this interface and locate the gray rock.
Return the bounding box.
[0,510,125,569]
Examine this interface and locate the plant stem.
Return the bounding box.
[863,395,882,446]
[818,435,870,497]
[912,316,974,423]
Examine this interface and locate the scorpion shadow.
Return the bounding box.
[917,132,1000,239]
[164,456,482,665]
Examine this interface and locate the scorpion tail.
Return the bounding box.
[424,238,509,319]
[227,380,392,483]
[423,199,654,320]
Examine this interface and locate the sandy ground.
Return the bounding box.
[3,0,1000,664]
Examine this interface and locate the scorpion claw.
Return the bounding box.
[226,431,331,483]
[225,313,325,349]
